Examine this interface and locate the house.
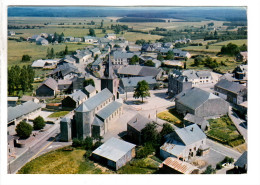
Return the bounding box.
[164,60,184,68]
[73,50,92,63]
[141,44,156,52]
[8,30,15,36]
[64,36,75,42]
[84,36,98,44]
[105,33,117,40]
[90,48,101,57]
[83,85,96,98]
[20,95,39,104]
[92,137,136,170]
[117,65,163,80]
[91,58,103,71]
[163,42,173,49]
[8,97,19,107]
[214,79,247,104]
[227,151,247,174]
[168,71,192,97]
[184,113,209,131]
[160,124,208,161]
[36,77,58,97]
[36,37,49,45]
[74,37,82,42]
[98,38,111,48]
[236,51,248,62]
[8,101,42,127]
[139,56,161,68]
[31,59,58,68]
[60,88,123,140]
[50,63,80,80]
[57,79,72,92]
[233,65,248,82]
[175,87,229,118]
[159,157,199,174]
[127,113,151,145]
[172,49,191,59]
[61,90,88,108]
[29,35,41,42]
[119,76,157,94]
[157,47,172,55]
[60,55,77,65]
[111,51,139,65]
[71,77,85,92]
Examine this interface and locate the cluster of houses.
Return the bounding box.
[8,30,248,174]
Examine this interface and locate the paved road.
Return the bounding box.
[8,124,60,174]
[206,139,241,160]
[228,107,247,142]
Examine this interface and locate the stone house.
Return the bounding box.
[175,87,229,118]
[92,137,136,170]
[36,77,58,97]
[61,90,88,109]
[214,79,247,104]
[160,124,208,161]
[105,33,117,40]
[111,51,139,65]
[57,79,72,92]
[91,58,103,72]
[84,36,98,44]
[83,85,96,98]
[73,50,92,63]
[50,63,80,80]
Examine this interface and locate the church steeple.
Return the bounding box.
[103,54,117,79]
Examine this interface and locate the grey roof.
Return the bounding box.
[160,141,186,157]
[113,51,135,59]
[92,58,103,66]
[184,113,208,126]
[92,137,136,162]
[215,79,246,94]
[63,55,76,63]
[58,79,72,85]
[30,35,41,40]
[127,113,150,132]
[96,101,122,120]
[60,117,71,123]
[36,37,48,44]
[75,88,113,112]
[84,85,95,94]
[91,48,100,53]
[53,63,79,76]
[118,65,162,77]
[40,77,58,91]
[70,90,87,102]
[234,151,247,168]
[175,87,219,110]
[196,71,211,78]
[98,38,111,43]
[92,116,104,126]
[165,124,206,146]
[32,60,46,67]
[121,76,157,88]
[8,101,41,123]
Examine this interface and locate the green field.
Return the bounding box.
[48,111,69,118]
[18,147,160,174]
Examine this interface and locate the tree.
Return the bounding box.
[50,48,55,58]
[125,45,130,51]
[239,44,247,52]
[84,136,93,150]
[100,20,104,28]
[21,54,31,62]
[46,48,51,58]
[94,54,99,61]
[102,28,106,34]
[157,53,164,61]
[202,165,216,174]
[141,122,159,146]
[160,123,174,138]
[16,121,33,139]
[206,45,209,49]
[144,60,155,67]
[136,143,155,158]
[89,28,96,37]
[129,55,139,65]
[33,116,45,130]
[83,78,95,87]
[166,50,174,60]
[184,62,187,69]
[133,80,150,103]
[114,44,120,48]
[64,45,68,55]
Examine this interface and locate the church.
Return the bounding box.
[60,55,122,141]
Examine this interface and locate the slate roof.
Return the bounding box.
[32,60,46,67]
[70,90,87,102]
[63,55,76,63]
[92,116,104,126]
[127,113,150,132]
[98,38,111,43]
[160,141,186,157]
[58,79,72,85]
[53,63,79,76]
[161,157,199,174]
[40,77,58,91]
[181,70,211,80]
[234,151,247,168]
[8,101,41,123]
[121,76,157,88]
[91,48,101,53]
[184,113,207,125]
[75,88,113,112]
[92,137,136,162]
[175,87,219,110]
[60,117,71,123]
[92,58,103,66]
[215,79,246,94]
[113,51,135,59]
[96,101,122,120]
[84,85,96,94]
[118,65,162,77]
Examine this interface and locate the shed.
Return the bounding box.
[36,77,58,97]
[92,137,136,170]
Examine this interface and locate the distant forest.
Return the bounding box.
[8,7,247,22]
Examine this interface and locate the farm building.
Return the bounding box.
[175,87,229,118]
[159,157,199,174]
[36,77,58,97]
[160,124,208,161]
[214,79,247,104]
[36,37,49,45]
[119,76,157,94]
[105,33,117,40]
[183,113,209,131]
[57,79,72,92]
[50,63,80,80]
[92,137,136,170]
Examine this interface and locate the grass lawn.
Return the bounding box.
[157,108,183,127]
[18,147,161,174]
[48,111,69,118]
[206,115,245,147]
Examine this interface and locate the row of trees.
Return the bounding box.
[220,43,247,56]
[8,65,35,95]
[193,56,219,69]
[15,116,45,139]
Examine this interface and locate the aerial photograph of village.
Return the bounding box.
[7,6,248,175]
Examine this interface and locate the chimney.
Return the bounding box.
[190,127,193,132]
